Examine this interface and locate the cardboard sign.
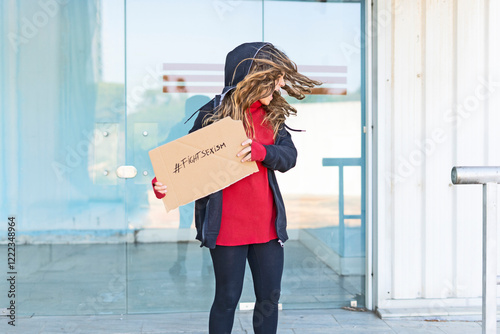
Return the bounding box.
[149,117,259,212]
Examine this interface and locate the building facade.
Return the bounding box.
[0,0,498,319]
[372,0,500,316]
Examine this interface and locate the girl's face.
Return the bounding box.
[259,74,285,106]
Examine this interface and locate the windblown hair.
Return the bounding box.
[204,45,322,139]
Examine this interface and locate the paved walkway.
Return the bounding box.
[1,308,495,334]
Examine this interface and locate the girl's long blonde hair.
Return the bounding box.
[204,45,322,139]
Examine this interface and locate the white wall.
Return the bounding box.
[373,0,500,315]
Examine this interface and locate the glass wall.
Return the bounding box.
[0,0,128,315]
[264,1,365,308]
[0,0,364,316]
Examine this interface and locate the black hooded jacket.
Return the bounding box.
[189,42,297,249]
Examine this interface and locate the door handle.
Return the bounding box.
[116,166,137,179]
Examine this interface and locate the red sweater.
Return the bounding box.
[152,101,277,246]
[217,101,277,245]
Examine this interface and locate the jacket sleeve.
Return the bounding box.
[151,176,166,199]
[261,126,297,173]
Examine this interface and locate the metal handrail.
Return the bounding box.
[451,166,500,334]
[451,166,500,184]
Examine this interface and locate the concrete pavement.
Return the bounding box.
[0,308,495,334]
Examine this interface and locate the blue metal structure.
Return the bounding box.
[322,158,365,257]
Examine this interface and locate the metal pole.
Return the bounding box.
[452,167,500,333]
[483,183,497,334]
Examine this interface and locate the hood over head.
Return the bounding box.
[221,42,272,96]
[186,42,272,120]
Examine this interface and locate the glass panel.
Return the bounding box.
[0,0,127,315]
[0,0,364,317]
[344,166,362,216]
[125,0,364,313]
[125,0,263,313]
[264,0,365,308]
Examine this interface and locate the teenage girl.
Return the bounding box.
[153,42,320,334]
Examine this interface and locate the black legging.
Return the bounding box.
[209,239,284,334]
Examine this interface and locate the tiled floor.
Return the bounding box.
[0,242,496,333]
[0,241,364,316]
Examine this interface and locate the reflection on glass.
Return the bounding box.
[0,0,128,316]
[0,0,365,316]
